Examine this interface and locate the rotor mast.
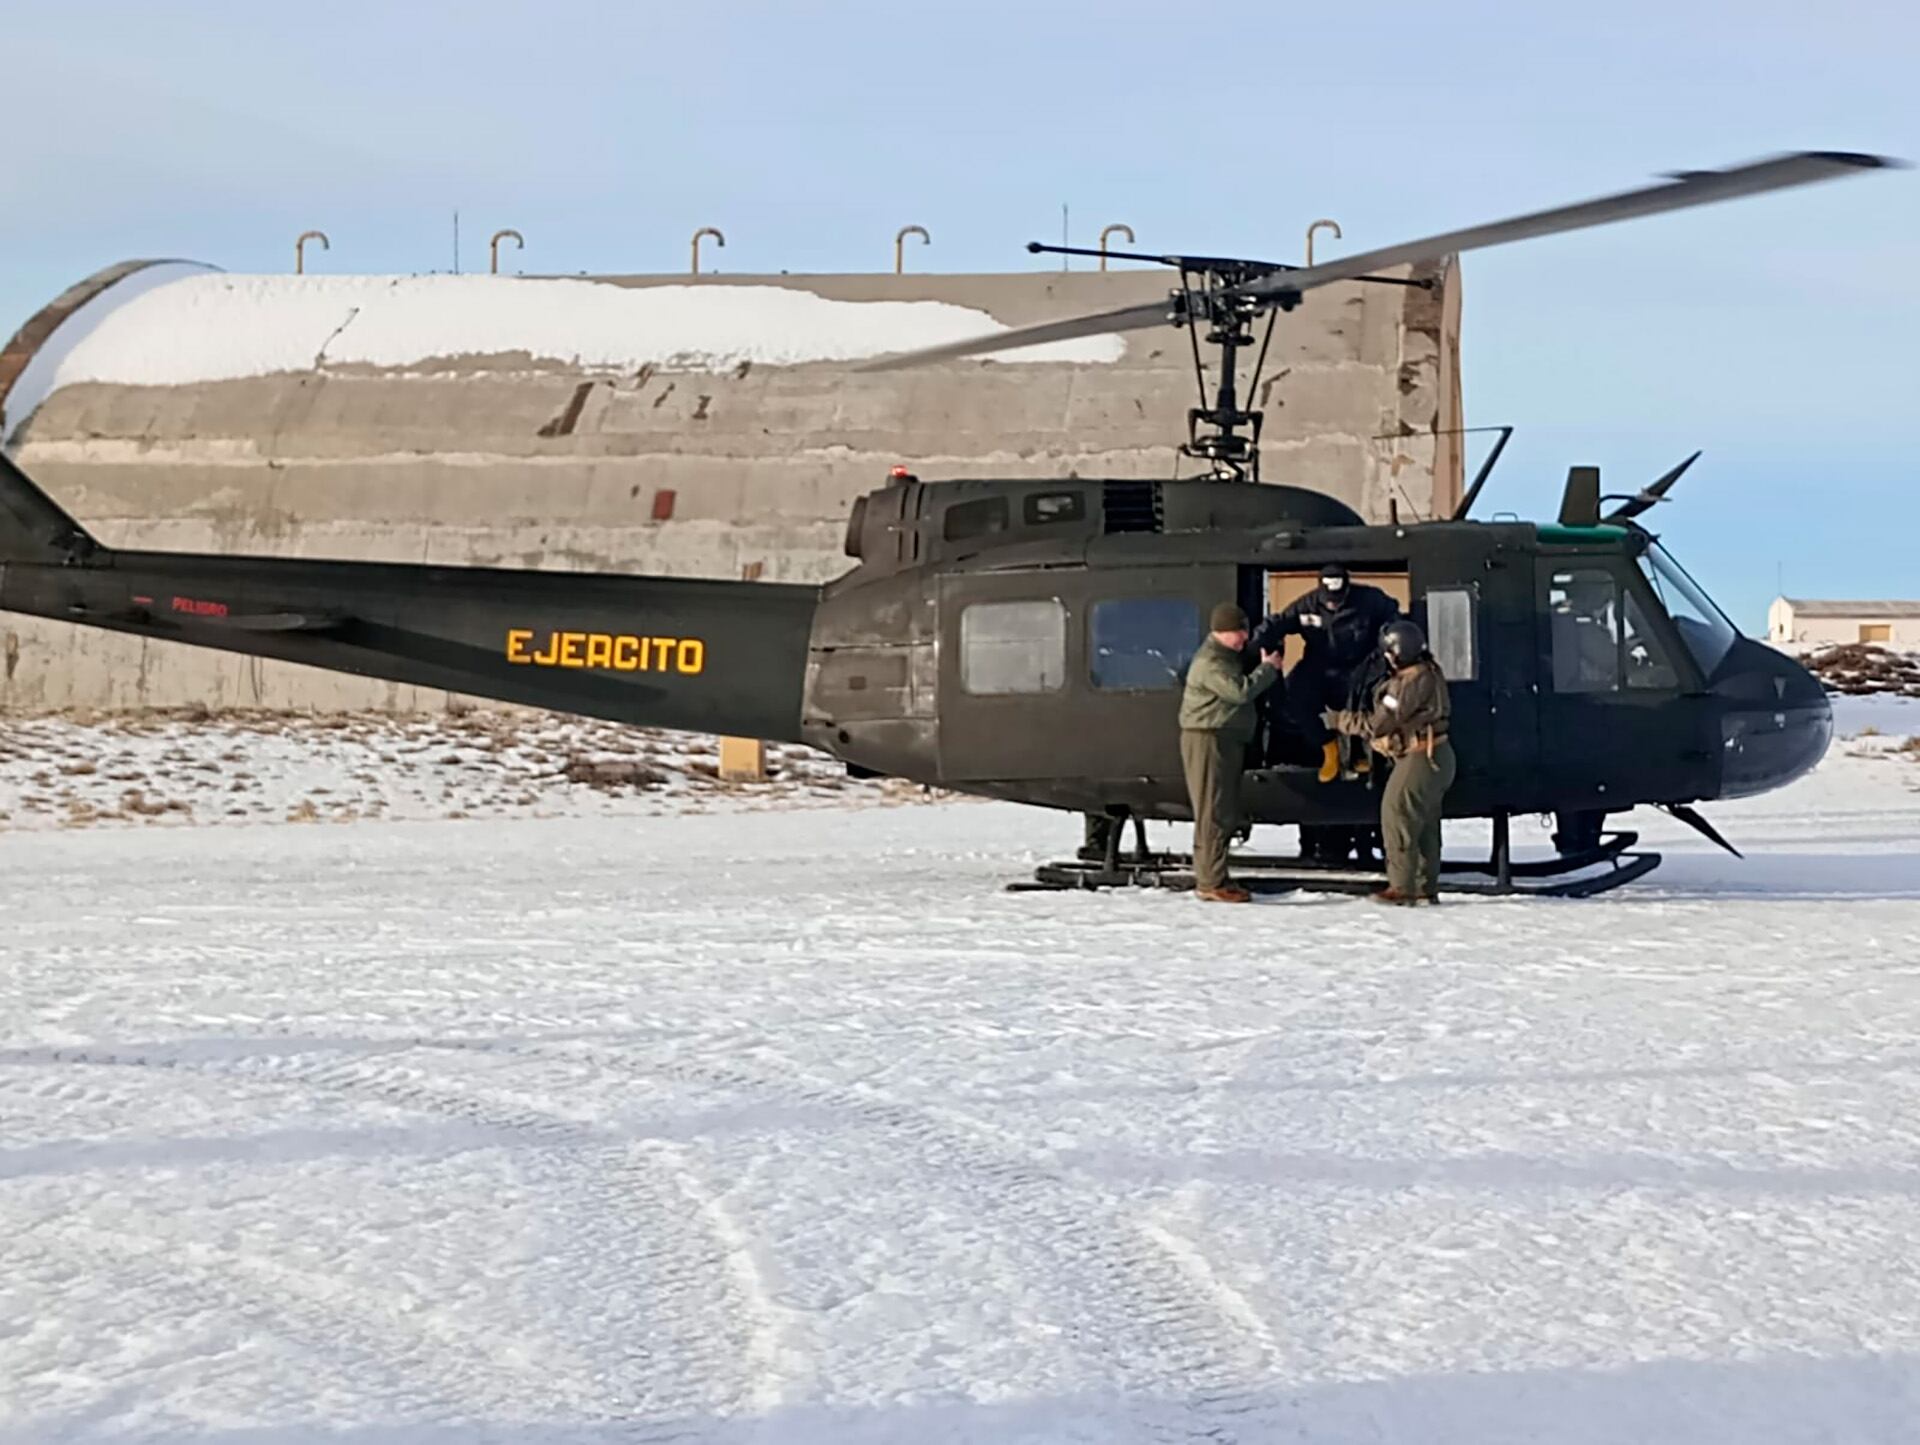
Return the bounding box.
[1029,242,1425,483]
[1170,267,1277,482]
[1028,242,1305,482]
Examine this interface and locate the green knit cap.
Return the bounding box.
[1209,602,1248,632]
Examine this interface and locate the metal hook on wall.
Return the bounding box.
[295,230,330,275]
[1098,224,1135,271]
[894,225,930,275]
[489,229,524,275]
[1305,218,1342,267]
[691,227,726,275]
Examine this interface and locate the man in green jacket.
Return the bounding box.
[1179,602,1282,903]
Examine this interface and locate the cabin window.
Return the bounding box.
[960,599,1066,695]
[1424,587,1477,682]
[1091,598,1201,690]
[1549,569,1621,693]
[944,497,1010,543]
[1024,491,1086,526]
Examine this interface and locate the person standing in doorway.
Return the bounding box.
[1255,562,1401,865]
[1179,603,1282,903]
[1254,562,1401,783]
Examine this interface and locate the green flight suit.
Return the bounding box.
[1178,637,1278,890]
[1354,656,1454,898]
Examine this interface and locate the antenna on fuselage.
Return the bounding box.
[1559,466,1603,528]
[1450,425,1516,520]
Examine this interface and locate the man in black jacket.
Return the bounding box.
[1254,563,1401,784]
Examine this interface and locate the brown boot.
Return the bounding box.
[1197,884,1253,903]
[1317,739,1341,783]
[1368,888,1414,906]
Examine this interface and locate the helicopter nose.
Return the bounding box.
[1712,638,1833,799]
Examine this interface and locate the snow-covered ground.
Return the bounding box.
[4,701,1920,1443]
[0,711,930,831]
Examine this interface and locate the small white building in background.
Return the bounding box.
[1768,597,1920,649]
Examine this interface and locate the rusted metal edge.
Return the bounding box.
[0,258,208,442]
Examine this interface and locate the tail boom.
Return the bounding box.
[0,548,818,740]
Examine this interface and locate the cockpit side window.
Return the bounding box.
[1549,569,1621,693]
[1638,544,1738,677]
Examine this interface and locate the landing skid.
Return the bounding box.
[1016,814,1661,899]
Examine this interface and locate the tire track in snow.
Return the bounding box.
[1138,1187,1288,1368]
[12,1220,496,1430]
[1,1041,794,1437]
[12,1033,1282,1437]
[643,1138,796,1417]
[284,1041,806,1431]
[502,1037,1288,1442]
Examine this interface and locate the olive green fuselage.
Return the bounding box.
[1,472,1830,826]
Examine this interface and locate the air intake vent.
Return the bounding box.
[1102,480,1163,534]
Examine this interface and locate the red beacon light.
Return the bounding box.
[888,465,918,485]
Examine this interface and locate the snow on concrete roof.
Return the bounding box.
[2,260,217,445]
[2,271,1125,442]
[1782,599,1920,618]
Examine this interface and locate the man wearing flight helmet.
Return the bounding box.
[1327,618,1455,905]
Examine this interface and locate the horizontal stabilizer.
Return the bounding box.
[195,610,351,634]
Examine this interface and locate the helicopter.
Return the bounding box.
[0,151,1899,897]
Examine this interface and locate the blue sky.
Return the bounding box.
[2,0,1914,628]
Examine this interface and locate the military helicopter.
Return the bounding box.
[0,151,1898,897]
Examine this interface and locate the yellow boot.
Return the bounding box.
[1318,739,1341,783]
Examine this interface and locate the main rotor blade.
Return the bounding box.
[854,299,1169,372]
[1235,151,1897,305]
[858,150,1900,371]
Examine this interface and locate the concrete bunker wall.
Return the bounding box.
[0,264,1461,713]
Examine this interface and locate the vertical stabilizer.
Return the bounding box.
[0,450,97,562]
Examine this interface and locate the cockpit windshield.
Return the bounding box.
[1637,543,1738,677]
